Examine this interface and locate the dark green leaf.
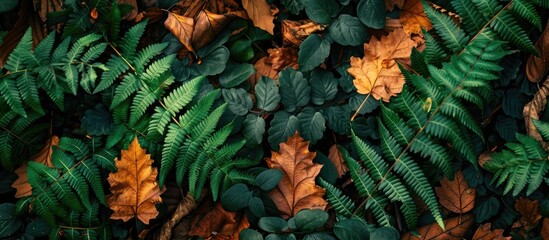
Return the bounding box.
[25,218,50,237]
[333,218,371,240]
[259,217,289,233]
[303,233,336,240]
[315,152,338,184]
[310,70,338,105]
[230,39,255,62]
[348,95,379,114]
[268,111,300,150]
[0,170,16,194]
[324,106,350,135]
[244,114,266,145]
[0,203,22,238]
[370,227,399,240]
[357,0,386,29]
[279,68,310,112]
[0,0,18,13]
[222,88,253,116]
[298,35,331,72]
[196,46,230,76]
[255,169,283,191]
[249,197,267,218]
[219,63,255,88]
[294,209,329,230]
[221,183,252,211]
[473,197,500,223]
[282,0,304,14]
[297,108,326,144]
[81,104,113,135]
[303,0,339,24]
[240,229,264,240]
[329,15,369,46]
[255,77,281,112]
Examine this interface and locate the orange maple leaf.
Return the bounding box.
[401,214,474,239]
[400,0,432,35]
[266,132,327,218]
[348,28,417,102]
[11,136,59,198]
[472,223,511,240]
[106,137,166,224]
[435,171,475,214]
[327,145,348,178]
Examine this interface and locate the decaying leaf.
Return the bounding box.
[267,47,299,72]
[526,20,549,82]
[11,136,59,198]
[401,214,474,239]
[282,19,326,46]
[348,28,416,102]
[135,7,164,23]
[399,0,432,35]
[514,197,542,231]
[472,223,511,240]
[435,171,475,214]
[249,56,279,89]
[542,218,549,240]
[328,145,348,178]
[386,0,405,11]
[188,200,249,239]
[107,137,166,224]
[266,132,327,218]
[118,0,138,20]
[242,0,276,35]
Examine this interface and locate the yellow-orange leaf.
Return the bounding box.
[348,28,416,102]
[11,136,59,198]
[106,137,165,224]
[266,132,327,218]
[242,0,275,34]
[328,145,348,178]
[400,0,432,35]
[514,197,542,231]
[472,223,511,240]
[164,12,195,53]
[401,214,474,239]
[435,171,475,214]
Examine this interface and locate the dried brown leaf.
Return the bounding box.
[242,0,276,34]
[401,214,474,239]
[188,200,249,239]
[266,132,327,218]
[400,0,432,35]
[282,19,326,46]
[164,12,195,53]
[118,0,138,20]
[542,218,549,240]
[267,47,298,72]
[514,197,542,231]
[250,56,279,88]
[527,20,549,82]
[106,137,165,224]
[472,223,511,240]
[386,0,405,11]
[435,171,475,214]
[327,145,348,178]
[11,136,59,198]
[33,0,63,22]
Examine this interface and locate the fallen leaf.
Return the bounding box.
[193,10,246,50]
[348,28,416,102]
[542,218,549,240]
[282,19,326,46]
[266,132,327,218]
[11,136,59,198]
[33,0,63,22]
[118,0,138,20]
[526,20,549,82]
[164,12,196,53]
[242,0,276,35]
[385,18,403,31]
[106,137,166,224]
[478,151,493,169]
[328,145,348,178]
[267,47,299,72]
[250,56,279,88]
[135,7,164,23]
[472,223,511,240]
[435,171,475,214]
[401,214,474,239]
[188,200,249,239]
[514,198,542,231]
[386,0,405,11]
[399,0,432,35]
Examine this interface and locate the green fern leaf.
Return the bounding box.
[491,10,536,53]
[318,178,356,218]
[451,0,487,34]
[423,0,469,52]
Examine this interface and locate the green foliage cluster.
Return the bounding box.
[0,0,549,239]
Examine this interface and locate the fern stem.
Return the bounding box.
[109,43,136,72]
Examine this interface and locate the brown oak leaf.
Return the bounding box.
[401,214,474,239]
[188,200,249,239]
[266,132,327,218]
[399,0,432,35]
[348,28,416,102]
[282,19,326,46]
[328,145,348,178]
[435,171,475,214]
[514,197,542,231]
[106,137,166,224]
[526,20,549,82]
[472,223,511,240]
[11,136,59,198]
[267,47,299,72]
[386,0,405,11]
[242,0,276,35]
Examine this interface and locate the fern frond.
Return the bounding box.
[134,43,169,73]
[318,178,356,218]
[111,74,141,109]
[491,10,536,53]
[4,28,33,72]
[451,0,487,34]
[423,0,469,52]
[95,56,130,93]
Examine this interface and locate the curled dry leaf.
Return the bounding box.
[401,214,474,239]
[266,132,328,218]
[135,7,164,23]
[282,19,326,46]
[435,171,475,214]
[514,197,542,231]
[11,136,59,198]
[267,47,299,72]
[348,28,417,102]
[526,20,549,82]
[106,137,166,224]
[328,145,348,178]
[386,0,405,11]
[472,223,511,240]
[399,0,432,35]
[188,200,249,239]
[242,0,276,35]
[542,218,549,240]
